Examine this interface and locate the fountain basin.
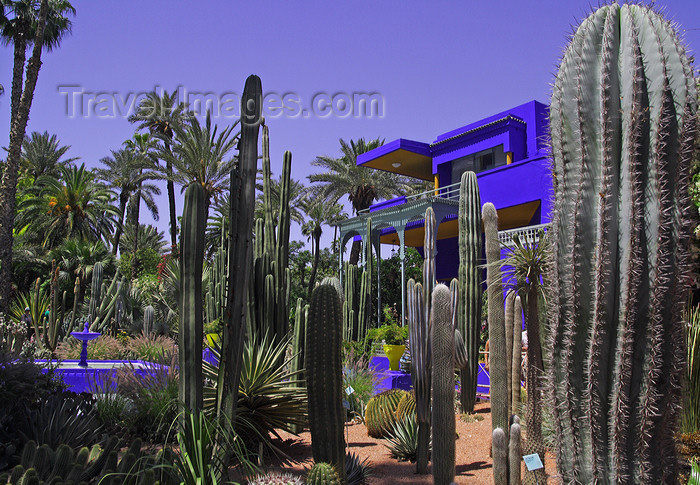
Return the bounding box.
[35,359,165,394]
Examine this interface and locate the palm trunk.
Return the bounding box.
[349,240,361,265]
[130,180,142,279]
[307,224,322,299]
[112,193,129,256]
[165,143,178,258]
[0,0,50,314]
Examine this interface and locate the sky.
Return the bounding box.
[1,0,699,253]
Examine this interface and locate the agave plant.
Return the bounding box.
[345,452,373,485]
[383,413,429,463]
[203,332,307,449]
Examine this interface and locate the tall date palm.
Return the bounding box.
[0,0,75,313]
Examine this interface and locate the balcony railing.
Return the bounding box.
[498,223,549,247]
[358,181,462,215]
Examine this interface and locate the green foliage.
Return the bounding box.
[345,452,372,485]
[378,247,422,317]
[118,248,162,279]
[116,355,179,442]
[123,333,177,364]
[366,322,407,346]
[342,350,378,422]
[202,333,306,448]
[17,393,103,451]
[690,459,700,485]
[684,304,700,434]
[89,374,133,433]
[384,413,427,463]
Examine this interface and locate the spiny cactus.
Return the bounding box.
[306,285,345,481]
[394,391,416,422]
[365,389,407,438]
[216,75,261,446]
[504,290,515,417]
[492,427,508,485]
[88,262,103,325]
[178,182,206,414]
[548,4,697,483]
[306,463,341,485]
[290,297,308,434]
[510,419,522,485]
[407,206,437,474]
[484,203,509,449]
[511,296,522,417]
[457,170,483,414]
[143,305,154,336]
[248,472,304,485]
[431,284,456,485]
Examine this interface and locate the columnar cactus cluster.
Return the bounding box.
[548,4,697,482]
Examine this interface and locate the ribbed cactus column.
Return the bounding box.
[88,262,103,329]
[512,296,522,417]
[306,285,345,482]
[217,75,262,433]
[548,5,697,483]
[504,290,515,417]
[457,171,482,413]
[179,182,206,414]
[431,284,456,485]
[484,203,509,453]
[143,305,154,336]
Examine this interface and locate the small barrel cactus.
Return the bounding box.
[306,462,341,485]
[248,471,304,485]
[364,389,407,438]
[394,391,416,422]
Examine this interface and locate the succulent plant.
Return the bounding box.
[548,4,697,483]
[394,391,416,422]
[247,471,304,485]
[345,451,372,485]
[364,389,407,438]
[306,462,341,485]
[306,284,345,481]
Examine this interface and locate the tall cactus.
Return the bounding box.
[306,285,345,482]
[483,203,509,452]
[407,206,437,474]
[143,305,154,336]
[431,284,456,485]
[457,170,483,413]
[548,5,697,483]
[88,262,103,324]
[217,74,262,440]
[179,182,206,414]
[512,296,522,417]
[290,297,308,434]
[504,290,515,417]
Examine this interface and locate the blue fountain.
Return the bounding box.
[70,322,101,367]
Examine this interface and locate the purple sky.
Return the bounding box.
[2,1,699,252]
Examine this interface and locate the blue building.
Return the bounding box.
[338,100,553,324]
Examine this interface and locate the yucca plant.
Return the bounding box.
[383,413,429,463]
[203,332,306,449]
[684,304,700,434]
[345,451,373,485]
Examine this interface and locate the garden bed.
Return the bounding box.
[231,402,559,484]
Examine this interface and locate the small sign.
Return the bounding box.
[345,386,355,395]
[342,399,350,409]
[523,453,544,471]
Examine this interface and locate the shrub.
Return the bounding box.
[17,392,104,450]
[88,373,133,433]
[56,335,125,361]
[118,247,162,279]
[116,353,178,442]
[123,333,177,364]
[342,351,378,422]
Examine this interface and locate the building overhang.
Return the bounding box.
[356,138,433,181]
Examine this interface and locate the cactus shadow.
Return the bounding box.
[456,460,490,476]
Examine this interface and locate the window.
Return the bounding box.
[450,145,506,182]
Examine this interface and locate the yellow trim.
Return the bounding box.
[434,175,439,196]
[506,152,513,165]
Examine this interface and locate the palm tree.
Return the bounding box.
[123,133,161,277]
[160,112,238,215]
[95,147,160,256]
[309,138,416,264]
[254,175,307,225]
[122,223,167,255]
[129,89,190,257]
[20,130,78,180]
[16,164,118,248]
[0,0,75,313]
[301,195,345,298]
[50,237,115,298]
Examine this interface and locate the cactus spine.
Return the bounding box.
[306,285,345,481]
[179,182,206,413]
[504,290,515,417]
[548,5,697,483]
[290,297,308,434]
[457,171,483,413]
[306,463,341,485]
[509,420,522,485]
[431,284,456,485]
[407,207,436,474]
